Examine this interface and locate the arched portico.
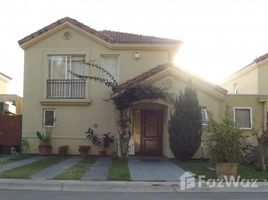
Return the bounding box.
[129,101,169,156]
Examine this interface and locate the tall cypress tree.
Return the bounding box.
[168,86,202,160]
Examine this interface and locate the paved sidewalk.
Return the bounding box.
[31,156,82,180]
[128,157,187,181]
[0,156,44,173]
[0,155,11,162]
[82,157,111,181]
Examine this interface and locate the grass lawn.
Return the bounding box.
[0,156,68,179]
[54,156,97,180]
[178,160,268,181]
[107,159,130,181]
[8,154,33,161]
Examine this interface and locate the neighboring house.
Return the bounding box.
[19,17,265,158]
[0,94,23,115]
[0,72,22,115]
[222,53,268,131]
[0,72,11,94]
[222,53,268,95]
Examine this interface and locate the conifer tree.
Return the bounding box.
[168,86,202,160]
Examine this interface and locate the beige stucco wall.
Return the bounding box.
[0,78,8,94]
[22,26,177,155]
[258,60,268,94]
[222,67,259,94]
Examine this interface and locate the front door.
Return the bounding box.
[141,110,162,156]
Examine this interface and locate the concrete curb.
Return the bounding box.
[1,179,268,192]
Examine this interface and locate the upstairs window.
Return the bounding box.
[47,55,86,99]
[48,55,85,79]
[233,107,252,129]
[100,54,119,82]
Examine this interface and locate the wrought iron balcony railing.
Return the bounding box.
[47,79,86,99]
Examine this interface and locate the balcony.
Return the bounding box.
[47,79,86,99]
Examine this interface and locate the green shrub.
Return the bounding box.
[206,112,244,163]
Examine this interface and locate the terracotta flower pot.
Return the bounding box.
[79,145,90,157]
[79,150,89,157]
[99,150,106,157]
[58,146,68,157]
[216,162,238,179]
[39,144,52,156]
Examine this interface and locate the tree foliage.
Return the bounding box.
[168,86,202,160]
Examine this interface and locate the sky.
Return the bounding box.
[1,0,268,96]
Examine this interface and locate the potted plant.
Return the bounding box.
[58,145,68,157]
[79,145,91,157]
[36,130,52,156]
[206,112,245,179]
[85,128,115,157]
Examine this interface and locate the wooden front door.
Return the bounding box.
[141,110,162,156]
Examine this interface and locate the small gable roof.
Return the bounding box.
[18,17,180,47]
[114,63,227,98]
[223,52,268,84]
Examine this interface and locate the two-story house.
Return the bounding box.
[19,17,266,157]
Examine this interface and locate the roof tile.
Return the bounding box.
[18,17,180,46]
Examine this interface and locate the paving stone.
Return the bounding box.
[128,157,187,181]
[82,157,111,181]
[31,156,82,180]
[0,155,11,162]
[0,156,44,173]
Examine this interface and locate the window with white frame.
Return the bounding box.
[201,108,208,125]
[43,109,55,127]
[47,55,86,99]
[100,54,119,82]
[48,55,85,79]
[233,107,252,129]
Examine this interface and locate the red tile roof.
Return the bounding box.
[100,30,179,44]
[254,53,268,63]
[18,17,180,46]
[18,17,113,45]
[113,63,227,95]
[113,63,170,93]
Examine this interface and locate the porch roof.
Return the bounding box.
[113,63,227,97]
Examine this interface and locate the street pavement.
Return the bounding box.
[0,190,268,200]
[1,179,268,193]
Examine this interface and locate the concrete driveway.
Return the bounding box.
[128,157,187,181]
